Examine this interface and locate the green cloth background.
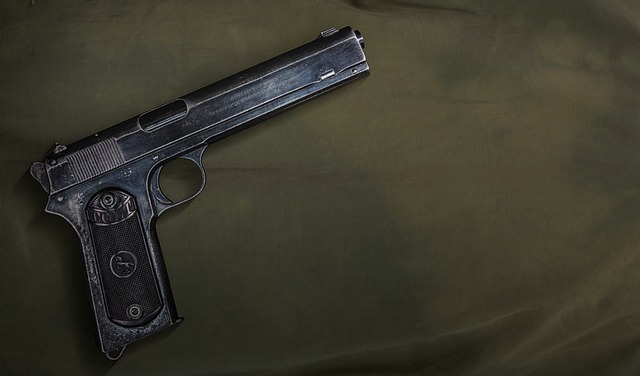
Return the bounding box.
[2,0,640,374]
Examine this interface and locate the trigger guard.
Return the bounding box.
[149,146,208,215]
[149,165,172,205]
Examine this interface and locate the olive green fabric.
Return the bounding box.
[3,0,640,374]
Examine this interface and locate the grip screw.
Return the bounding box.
[101,193,115,207]
[127,304,143,320]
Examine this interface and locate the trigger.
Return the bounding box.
[178,146,208,196]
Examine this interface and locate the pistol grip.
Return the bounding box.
[87,190,163,325]
[80,188,182,359]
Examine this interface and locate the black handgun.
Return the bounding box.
[30,27,369,359]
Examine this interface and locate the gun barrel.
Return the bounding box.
[39,27,368,194]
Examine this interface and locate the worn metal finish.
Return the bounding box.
[30,27,369,360]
